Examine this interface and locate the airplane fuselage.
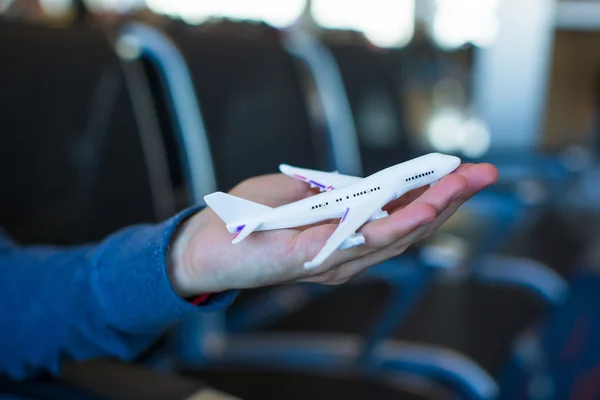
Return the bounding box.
[227,153,460,233]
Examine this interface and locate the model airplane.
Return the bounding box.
[204,153,461,269]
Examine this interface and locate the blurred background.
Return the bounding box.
[3,0,600,399]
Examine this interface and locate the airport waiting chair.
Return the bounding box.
[323,38,412,177]
[0,19,176,245]
[384,154,577,397]
[464,150,577,293]
[0,18,185,399]
[117,22,500,400]
[493,118,600,399]
[164,20,324,192]
[497,270,600,400]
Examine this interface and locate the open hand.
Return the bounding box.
[169,163,498,297]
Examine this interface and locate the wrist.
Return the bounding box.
[168,212,199,298]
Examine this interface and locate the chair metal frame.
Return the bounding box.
[117,23,217,204]
[281,29,363,177]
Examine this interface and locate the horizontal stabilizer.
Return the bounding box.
[231,220,262,244]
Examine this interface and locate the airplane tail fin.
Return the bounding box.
[203,192,272,242]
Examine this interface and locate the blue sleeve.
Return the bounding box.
[0,207,238,380]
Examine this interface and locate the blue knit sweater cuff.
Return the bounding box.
[89,206,238,334]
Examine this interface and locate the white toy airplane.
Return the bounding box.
[204,153,461,269]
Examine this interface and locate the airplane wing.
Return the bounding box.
[304,190,395,269]
[279,164,362,191]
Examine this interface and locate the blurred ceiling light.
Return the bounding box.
[39,0,72,17]
[145,0,306,27]
[461,117,491,158]
[420,233,468,269]
[145,0,177,17]
[426,107,465,153]
[85,0,144,13]
[432,0,500,50]
[0,0,15,14]
[312,0,415,48]
[427,108,491,157]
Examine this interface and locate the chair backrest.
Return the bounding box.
[325,39,412,175]
[164,21,324,192]
[0,20,174,245]
[281,29,363,176]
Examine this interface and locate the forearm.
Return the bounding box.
[0,208,236,380]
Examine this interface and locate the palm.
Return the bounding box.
[191,174,328,289]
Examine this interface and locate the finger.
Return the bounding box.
[288,164,497,275]
[326,164,495,278]
[298,222,432,285]
[384,163,475,213]
[291,201,435,277]
[308,169,467,230]
[384,163,496,237]
[302,194,477,285]
[360,173,467,248]
[412,173,469,211]
[383,187,427,212]
[456,163,499,196]
[423,164,498,233]
[395,163,497,234]
[296,164,498,284]
[454,162,476,173]
[295,170,469,273]
[303,198,468,285]
[303,165,474,227]
[353,202,437,250]
[388,163,500,246]
[304,167,467,231]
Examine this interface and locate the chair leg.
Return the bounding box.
[360,268,434,364]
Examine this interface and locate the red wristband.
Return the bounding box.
[188,293,212,306]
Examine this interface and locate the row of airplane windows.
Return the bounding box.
[311,187,382,210]
[406,170,434,182]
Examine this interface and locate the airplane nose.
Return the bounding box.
[439,154,461,174]
[449,155,461,170]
